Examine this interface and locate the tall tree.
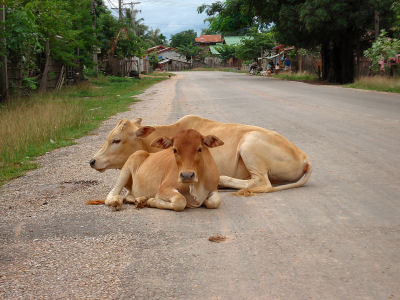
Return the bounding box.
[145,28,167,46]
[198,0,253,35]
[170,30,197,48]
[235,29,275,61]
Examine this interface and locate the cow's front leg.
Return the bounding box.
[123,176,134,203]
[147,188,186,212]
[203,191,221,209]
[106,168,131,211]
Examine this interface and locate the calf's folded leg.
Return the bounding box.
[147,188,187,212]
[203,191,221,209]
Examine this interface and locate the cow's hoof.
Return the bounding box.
[124,194,136,204]
[106,195,123,211]
[134,196,148,209]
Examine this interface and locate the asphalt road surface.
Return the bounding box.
[1,72,399,299]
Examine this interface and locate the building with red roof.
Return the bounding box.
[195,35,223,45]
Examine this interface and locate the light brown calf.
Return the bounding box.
[90,115,312,195]
[103,129,224,211]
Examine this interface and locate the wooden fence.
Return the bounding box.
[106,57,150,76]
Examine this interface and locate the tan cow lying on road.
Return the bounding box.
[97,129,223,211]
[90,115,312,195]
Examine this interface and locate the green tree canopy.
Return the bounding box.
[214,44,238,62]
[198,0,254,35]
[170,29,199,59]
[170,30,197,48]
[145,29,167,47]
[199,0,397,83]
[235,29,276,61]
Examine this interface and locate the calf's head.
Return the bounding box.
[151,129,224,183]
[90,118,155,172]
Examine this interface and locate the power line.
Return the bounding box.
[105,0,117,8]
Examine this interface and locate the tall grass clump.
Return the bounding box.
[273,71,319,82]
[346,76,400,93]
[0,99,87,164]
[0,75,168,185]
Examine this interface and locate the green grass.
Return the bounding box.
[0,75,167,186]
[147,72,176,77]
[344,76,400,93]
[273,71,320,82]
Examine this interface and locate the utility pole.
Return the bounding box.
[91,0,98,76]
[111,0,123,21]
[124,2,141,34]
[0,4,9,102]
[118,0,123,20]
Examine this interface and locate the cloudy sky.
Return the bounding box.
[105,0,216,39]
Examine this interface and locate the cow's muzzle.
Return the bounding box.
[89,159,96,168]
[179,171,196,183]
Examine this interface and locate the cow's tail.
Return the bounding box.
[86,200,105,205]
[235,159,312,197]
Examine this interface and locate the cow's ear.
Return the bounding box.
[118,118,129,126]
[131,118,142,126]
[151,137,173,149]
[203,135,224,148]
[135,126,155,138]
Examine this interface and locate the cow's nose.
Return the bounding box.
[180,171,195,181]
[89,159,96,168]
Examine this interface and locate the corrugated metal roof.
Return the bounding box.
[147,45,167,53]
[224,36,250,46]
[195,35,223,43]
[156,47,175,54]
[159,58,171,64]
[209,45,221,55]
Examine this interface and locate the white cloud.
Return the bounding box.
[106,0,216,38]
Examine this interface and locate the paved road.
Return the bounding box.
[1,72,400,299]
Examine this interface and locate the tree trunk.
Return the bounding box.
[375,10,380,40]
[91,0,98,77]
[39,39,50,93]
[321,36,354,84]
[321,42,330,81]
[337,37,354,84]
[0,4,9,102]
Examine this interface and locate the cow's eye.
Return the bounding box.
[112,139,121,144]
[173,148,177,154]
[198,148,202,152]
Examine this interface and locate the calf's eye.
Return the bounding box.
[112,139,121,144]
[198,148,202,152]
[173,148,177,154]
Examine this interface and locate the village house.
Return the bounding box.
[195,35,223,53]
[147,46,191,71]
[194,35,223,66]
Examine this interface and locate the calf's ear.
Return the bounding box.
[151,137,173,149]
[135,126,155,138]
[203,135,224,148]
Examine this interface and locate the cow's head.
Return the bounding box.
[151,129,224,183]
[90,118,155,172]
